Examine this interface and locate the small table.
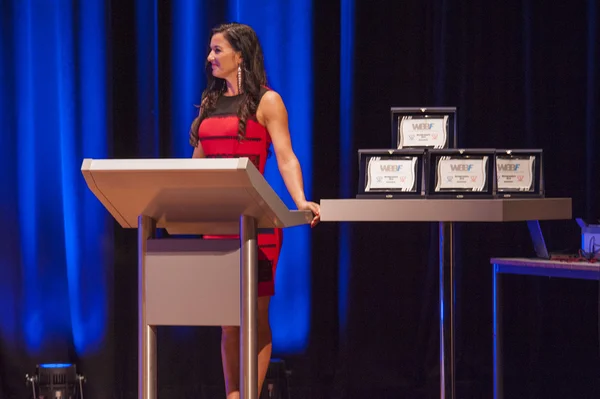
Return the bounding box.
[320,198,571,399]
[490,257,600,399]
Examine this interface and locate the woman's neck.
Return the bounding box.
[223,78,240,97]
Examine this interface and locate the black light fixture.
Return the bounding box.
[25,363,85,399]
[261,359,291,399]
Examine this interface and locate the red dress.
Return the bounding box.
[198,87,282,297]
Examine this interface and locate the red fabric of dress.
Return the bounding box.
[198,87,282,297]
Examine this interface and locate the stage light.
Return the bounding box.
[261,359,291,399]
[25,363,85,399]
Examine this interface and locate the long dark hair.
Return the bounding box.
[189,23,268,147]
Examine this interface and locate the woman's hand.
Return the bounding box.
[297,200,320,228]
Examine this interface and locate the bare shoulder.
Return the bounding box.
[257,90,288,124]
[261,89,283,105]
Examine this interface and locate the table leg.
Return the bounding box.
[138,215,157,399]
[240,215,258,399]
[439,221,456,399]
[493,264,504,399]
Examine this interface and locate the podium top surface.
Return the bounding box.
[81,158,311,234]
[319,198,572,222]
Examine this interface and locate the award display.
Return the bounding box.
[495,149,544,198]
[357,149,426,198]
[426,149,495,198]
[391,107,457,150]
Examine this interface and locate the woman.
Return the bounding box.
[189,22,320,399]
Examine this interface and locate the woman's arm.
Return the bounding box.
[191,99,207,158]
[259,90,320,227]
[192,143,205,158]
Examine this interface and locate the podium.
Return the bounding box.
[81,157,311,399]
[320,198,572,399]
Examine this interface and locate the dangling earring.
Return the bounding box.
[237,64,243,94]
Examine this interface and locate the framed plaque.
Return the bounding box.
[391,107,457,150]
[495,149,544,198]
[426,149,495,198]
[357,149,426,199]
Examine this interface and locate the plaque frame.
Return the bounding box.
[494,149,544,198]
[390,107,458,150]
[426,148,496,199]
[357,149,426,199]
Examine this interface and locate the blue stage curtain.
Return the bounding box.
[338,0,355,332]
[0,0,112,397]
[0,0,110,357]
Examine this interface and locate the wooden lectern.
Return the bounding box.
[81,157,311,399]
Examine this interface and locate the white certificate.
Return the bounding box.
[496,156,535,191]
[398,116,448,149]
[435,156,488,192]
[366,157,417,192]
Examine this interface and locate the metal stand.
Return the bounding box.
[136,213,259,399]
[240,215,258,399]
[138,215,157,399]
[439,221,456,399]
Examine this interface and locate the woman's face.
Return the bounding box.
[207,33,241,80]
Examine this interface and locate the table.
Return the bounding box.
[491,257,600,399]
[320,198,572,399]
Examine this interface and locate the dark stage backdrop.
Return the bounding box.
[1,1,599,399]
